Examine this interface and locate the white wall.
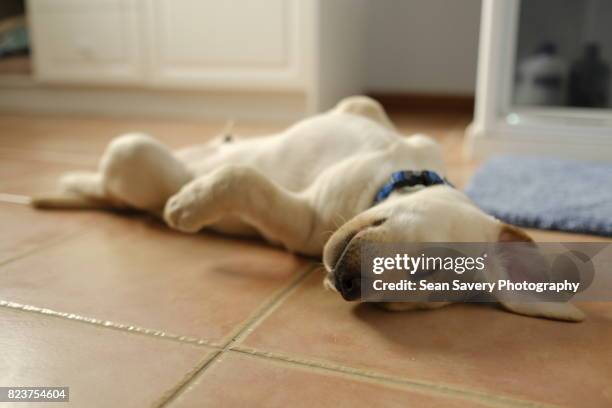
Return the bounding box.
[365,0,482,95]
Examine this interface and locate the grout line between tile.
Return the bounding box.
[0,225,94,269]
[153,264,318,407]
[0,300,219,348]
[153,350,224,408]
[229,346,560,408]
[151,349,223,408]
[220,263,318,347]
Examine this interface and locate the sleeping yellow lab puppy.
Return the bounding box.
[32,96,584,322]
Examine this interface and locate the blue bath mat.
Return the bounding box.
[465,155,612,237]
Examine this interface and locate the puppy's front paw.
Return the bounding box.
[164,192,202,233]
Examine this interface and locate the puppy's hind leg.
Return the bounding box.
[33,133,193,214]
[99,133,192,214]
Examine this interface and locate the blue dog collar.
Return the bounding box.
[373,170,452,204]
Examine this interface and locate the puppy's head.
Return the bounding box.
[323,185,584,322]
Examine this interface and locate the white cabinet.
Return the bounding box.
[148,0,310,90]
[28,0,145,84]
[20,0,364,117]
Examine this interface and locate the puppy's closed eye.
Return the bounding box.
[371,218,387,227]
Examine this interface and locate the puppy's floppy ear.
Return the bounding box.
[498,224,534,243]
[492,224,585,322]
[498,301,585,322]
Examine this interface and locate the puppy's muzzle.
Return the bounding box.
[336,270,361,301]
[333,243,362,301]
[329,219,387,301]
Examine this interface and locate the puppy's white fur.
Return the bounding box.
[33,96,584,322]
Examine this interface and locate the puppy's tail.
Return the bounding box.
[31,192,113,210]
[31,171,118,210]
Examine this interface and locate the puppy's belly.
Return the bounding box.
[208,215,259,238]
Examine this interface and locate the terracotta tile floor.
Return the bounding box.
[0,111,611,407]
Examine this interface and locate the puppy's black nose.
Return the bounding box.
[335,269,361,301]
